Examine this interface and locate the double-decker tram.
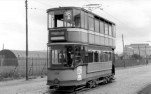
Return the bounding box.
[46,7,116,91]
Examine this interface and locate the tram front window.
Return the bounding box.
[48,9,81,28]
[51,46,75,68]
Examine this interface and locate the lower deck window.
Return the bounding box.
[50,45,84,68]
[49,45,113,68]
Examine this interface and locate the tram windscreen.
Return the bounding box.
[48,9,81,28]
[50,45,84,68]
[51,46,75,67]
[55,14,64,27]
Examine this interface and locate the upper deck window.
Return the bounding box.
[95,19,99,32]
[73,9,81,27]
[81,11,85,28]
[84,12,88,29]
[105,22,109,35]
[88,17,94,31]
[55,14,64,27]
[112,25,116,37]
[47,8,116,39]
[109,24,112,36]
[100,20,104,34]
[48,9,82,28]
[48,11,65,28]
[48,12,54,28]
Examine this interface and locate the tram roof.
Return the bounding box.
[47,6,115,25]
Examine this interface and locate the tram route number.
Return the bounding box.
[65,10,72,21]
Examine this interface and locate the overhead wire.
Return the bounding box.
[101,9,126,36]
[82,0,122,36]
[101,9,139,37]
[57,0,66,7]
[32,0,54,8]
[84,0,91,4]
[102,10,125,25]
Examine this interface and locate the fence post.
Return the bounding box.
[28,58,33,77]
[41,59,47,76]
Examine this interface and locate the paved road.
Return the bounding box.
[84,64,151,94]
[1,64,151,94]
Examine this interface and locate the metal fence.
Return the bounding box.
[1,57,151,80]
[115,58,151,68]
[0,57,47,81]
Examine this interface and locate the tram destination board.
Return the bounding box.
[49,29,67,42]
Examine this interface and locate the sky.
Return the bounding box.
[0,0,151,53]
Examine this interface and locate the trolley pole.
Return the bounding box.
[25,0,28,80]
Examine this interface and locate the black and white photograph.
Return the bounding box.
[0,0,151,94]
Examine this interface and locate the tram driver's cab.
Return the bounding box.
[49,45,87,69]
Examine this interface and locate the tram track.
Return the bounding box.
[50,80,115,94]
[76,81,115,94]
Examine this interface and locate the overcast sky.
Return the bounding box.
[0,0,151,53]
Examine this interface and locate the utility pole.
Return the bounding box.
[145,46,147,58]
[122,34,125,68]
[138,45,140,57]
[1,44,4,74]
[145,45,148,65]
[25,0,28,80]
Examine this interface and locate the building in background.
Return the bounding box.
[124,43,151,58]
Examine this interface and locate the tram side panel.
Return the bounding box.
[85,61,113,79]
[47,66,87,86]
[95,35,100,45]
[81,31,88,43]
[47,69,77,81]
[47,62,112,87]
[67,28,88,43]
[67,31,81,42]
[88,33,95,44]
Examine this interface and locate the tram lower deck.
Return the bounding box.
[47,62,113,86]
[47,44,115,89]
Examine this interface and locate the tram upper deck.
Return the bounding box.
[47,7,116,48]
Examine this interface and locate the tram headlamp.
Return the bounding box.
[54,78,59,84]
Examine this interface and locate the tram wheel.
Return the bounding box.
[108,77,113,83]
[103,77,108,84]
[86,80,96,88]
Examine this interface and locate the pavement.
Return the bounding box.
[0,76,48,94]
